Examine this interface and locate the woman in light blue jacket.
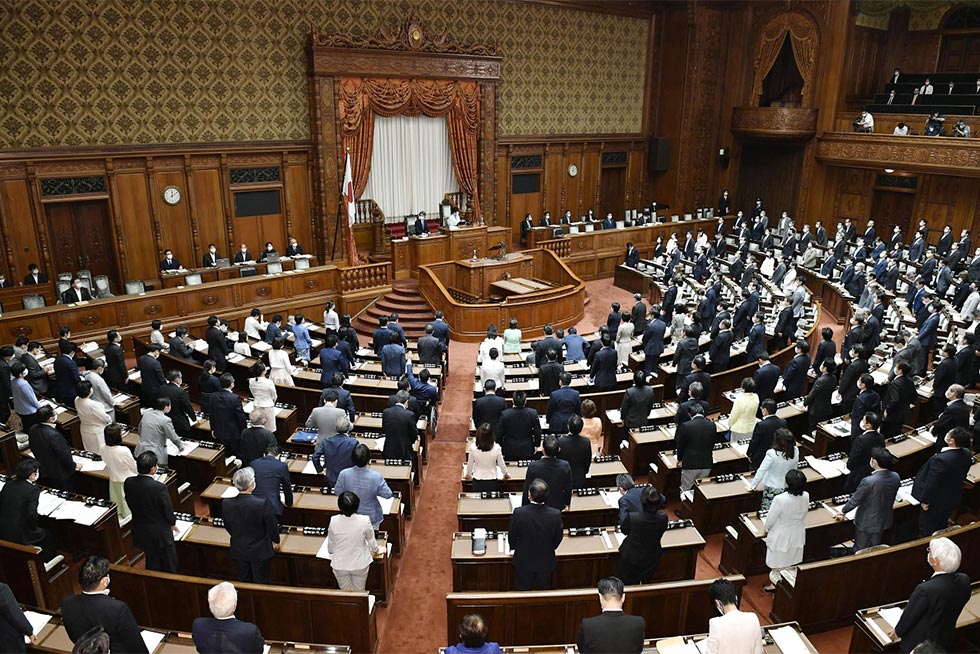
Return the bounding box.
[750,428,799,511]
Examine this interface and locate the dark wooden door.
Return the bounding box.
[871,190,916,237]
[600,167,626,219]
[46,200,119,284]
[940,34,980,72]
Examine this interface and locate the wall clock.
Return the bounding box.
[568,164,578,177]
[162,185,182,205]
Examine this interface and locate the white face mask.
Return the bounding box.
[210,248,216,254]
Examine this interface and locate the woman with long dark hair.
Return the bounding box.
[465,423,509,492]
[617,485,669,584]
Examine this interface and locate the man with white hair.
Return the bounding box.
[192,582,264,653]
[893,537,971,653]
[221,467,280,584]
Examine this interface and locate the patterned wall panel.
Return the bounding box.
[0,0,648,148]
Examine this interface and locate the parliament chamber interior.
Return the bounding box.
[5,1,980,653]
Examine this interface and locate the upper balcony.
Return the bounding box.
[731,107,818,142]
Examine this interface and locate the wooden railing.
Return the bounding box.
[539,238,571,258]
[448,287,480,303]
[354,199,381,225]
[340,261,391,294]
[443,191,468,212]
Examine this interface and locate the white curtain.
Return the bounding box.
[362,114,459,219]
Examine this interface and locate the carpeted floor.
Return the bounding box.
[374,278,854,653]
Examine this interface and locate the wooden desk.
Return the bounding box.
[201,478,406,556]
[650,442,750,502]
[391,224,510,278]
[175,520,394,603]
[456,489,620,532]
[121,428,235,492]
[450,525,705,592]
[806,272,855,325]
[108,565,378,653]
[771,520,980,631]
[460,457,628,493]
[157,256,318,288]
[445,575,745,647]
[0,539,73,611]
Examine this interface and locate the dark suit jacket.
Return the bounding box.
[198,372,221,413]
[844,430,885,492]
[851,389,881,436]
[497,407,541,460]
[709,330,733,371]
[753,363,780,403]
[0,582,32,653]
[192,617,264,654]
[782,353,810,399]
[0,479,46,547]
[60,287,92,304]
[619,509,668,576]
[620,385,654,428]
[124,475,176,551]
[509,503,563,575]
[895,571,972,652]
[239,427,277,465]
[747,415,787,469]
[534,336,564,367]
[209,390,248,455]
[676,416,716,470]
[137,354,165,406]
[103,342,128,390]
[28,423,75,487]
[841,469,900,533]
[202,252,219,268]
[883,375,916,427]
[169,337,195,361]
[522,457,572,510]
[157,382,196,438]
[933,399,970,449]
[591,347,618,390]
[557,434,593,488]
[20,352,48,396]
[472,393,507,436]
[23,272,48,285]
[577,610,646,654]
[381,404,418,460]
[52,354,80,405]
[546,386,581,432]
[234,251,253,263]
[912,447,972,515]
[250,455,293,515]
[205,326,230,370]
[222,492,279,563]
[538,361,564,397]
[61,593,148,653]
[812,339,836,375]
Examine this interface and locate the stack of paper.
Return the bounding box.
[378,496,395,514]
[897,484,920,506]
[37,493,64,516]
[805,455,844,479]
[72,456,106,472]
[599,490,619,509]
[173,519,195,541]
[508,494,522,511]
[315,537,331,560]
[768,626,811,654]
[23,611,51,643]
[879,606,904,628]
[140,630,166,652]
[730,440,749,457]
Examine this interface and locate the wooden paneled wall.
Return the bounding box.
[842,26,889,111]
[0,142,313,287]
[494,136,648,243]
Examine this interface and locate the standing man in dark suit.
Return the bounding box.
[805,359,837,435]
[209,373,248,457]
[624,242,640,267]
[28,405,78,491]
[932,384,970,452]
[0,458,58,561]
[753,353,780,405]
[169,326,196,361]
[630,293,647,334]
[678,356,711,404]
[429,311,451,348]
[894,537,972,653]
[509,478,564,590]
[676,404,716,492]
[882,361,916,438]
[546,373,581,433]
[931,345,958,415]
[843,413,886,494]
[222,467,280,584]
[102,330,128,391]
[382,391,419,462]
[834,448,900,551]
[51,341,80,407]
[747,400,787,470]
[497,391,541,460]
[538,349,564,397]
[620,371,654,429]
[781,340,810,400]
[416,324,445,365]
[137,343,165,407]
[157,369,196,439]
[193,581,264,654]
[520,213,534,243]
[205,315,229,372]
[20,341,48,397]
[522,435,572,511]
[746,314,766,361]
[533,325,564,367]
[643,307,668,375]
[125,451,178,572]
[239,411,277,465]
[708,318,733,372]
[912,427,972,536]
[557,416,592,488]
[250,445,293,520]
[917,303,941,372]
[577,577,645,654]
[472,380,506,439]
[0,580,35,652]
[851,374,882,438]
[61,556,148,653]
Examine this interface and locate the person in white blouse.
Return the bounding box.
[479,348,506,392]
[267,338,295,387]
[893,122,909,136]
[763,469,808,593]
[149,320,168,351]
[465,423,509,492]
[323,300,340,333]
[961,280,980,323]
[75,379,113,454]
[478,326,505,362]
[705,578,763,654]
[919,78,934,94]
[101,423,137,519]
[327,491,380,591]
[615,314,634,368]
[83,359,115,413]
[243,309,265,340]
[749,429,799,512]
[248,362,278,434]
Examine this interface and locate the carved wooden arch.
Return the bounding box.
[750,12,820,108]
[307,19,501,262]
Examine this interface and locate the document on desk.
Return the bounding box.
[599,490,619,509]
[141,630,166,653]
[111,393,129,405]
[768,625,810,654]
[23,611,51,643]
[508,494,522,512]
[80,341,99,354]
[729,440,749,457]
[242,401,255,414]
[375,436,385,451]
[302,459,318,475]
[897,484,920,506]
[220,486,239,499]
[192,339,208,352]
[174,519,195,541]
[128,370,142,382]
[71,455,106,472]
[864,616,892,645]
[166,441,198,457]
[378,496,394,514]
[655,636,700,654]
[315,537,332,560]
[878,606,904,629]
[605,409,622,425]
[805,455,844,479]
[37,492,64,516]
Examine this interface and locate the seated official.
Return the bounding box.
[327,491,380,591]
[61,277,92,304]
[335,444,394,528]
[577,577,645,654]
[311,416,357,484]
[894,538,971,653]
[465,423,509,492]
[509,478,564,591]
[446,614,502,654]
[159,249,182,272]
[202,243,221,267]
[61,556,148,654]
[23,263,47,285]
[412,212,428,235]
[233,244,254,264]
[618,486,668,585]
[126,451,178,573]
[285,237,304,257]
[222,467,280,584]
[193,582,264,654]
[705,578,763,654]
[0,458,58,561]
[601,212,616,230]
[257,241,277,262]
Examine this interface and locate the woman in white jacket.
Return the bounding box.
[328,491,380,591]
[75,380,112,453]
[762,469,808,593]
[248,362,278,434]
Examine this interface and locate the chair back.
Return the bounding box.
[294,258,310,271]
[184,274,203,286]
[94,275,112,298]
[266,262,283,274]
[124,280,145,295]
[22,295,45,310]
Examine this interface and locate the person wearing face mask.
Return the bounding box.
[538,212,552,227]
[23,263,47,285]
[705,578,763,653]
[0,458,58,562]
[202,243,220,267]
[61,277,92,304]
[159,249,182,272]
[285,237,304,257]
[912,427,972,537]
[258,241,277,262]
[0,272,10,288]
[233,244,254,264]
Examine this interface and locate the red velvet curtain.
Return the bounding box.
[338,77,481,221]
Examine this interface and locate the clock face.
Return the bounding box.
[568,164,578,177]
[162,186,181,205]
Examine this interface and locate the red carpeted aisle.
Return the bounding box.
[375,278,852,653]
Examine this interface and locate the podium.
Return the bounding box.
[391,224,510,278]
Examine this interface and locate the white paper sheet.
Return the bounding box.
[599,490,619,509]
[242,401,255,414]
[378,496,394,514]
[302,459,318,475]
[497,533,506,554]
[897,484,920,506]
[174,519,195,541]
[23,611,51,642]
[111,393,129,405]
[141,630,166,653]
[36,492,64,516]
[508,494,522,511]
[314,537,331,560]
[879,606,904,629]
[864,616,892,644]
[605,409,622,425]
[805,455,844,479]
[220,486,239,498]
[72,456,106,472]
[768,626,810,654]
[600,531,613,549]
[730,440,749,457]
